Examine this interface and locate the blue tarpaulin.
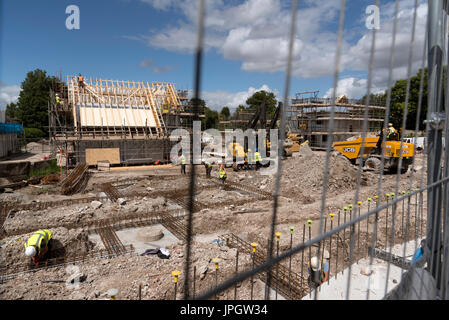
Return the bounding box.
[0,123,24,134]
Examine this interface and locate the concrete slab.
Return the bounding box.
[89,225,179,256]
[302,238,423,300]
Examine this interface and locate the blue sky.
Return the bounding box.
[0,0,427,111]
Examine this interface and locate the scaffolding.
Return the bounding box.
[48,76,201,166]
[288,94,386,149]
[66,76,172,139]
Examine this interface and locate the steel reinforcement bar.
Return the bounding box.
[219,233,308,300]
[0,245,134,282]
[101,182,124,201]
[3,209,186,239]
[159,211,188,241]
[4,185,218,215]
[97,226,128,255]
[60,163,89,195]
[213,178,272,198]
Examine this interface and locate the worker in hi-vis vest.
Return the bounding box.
[78,73,85,88]
[204,160,212,178]
[24,229,53,268]
[254,149,262,171]
[219,164,227,184]
[386,123,398,141]
[179,153,186,175]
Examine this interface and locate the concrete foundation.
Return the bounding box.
[89,225,179,255]
[0,159,55,180]
[74,138,177,166]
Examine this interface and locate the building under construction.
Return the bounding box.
[49,76,204,166]
[288,91,386,150]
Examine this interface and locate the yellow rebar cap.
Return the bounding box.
[251,243,258,252]
[275,232,281,241]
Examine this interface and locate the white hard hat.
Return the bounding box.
[25,246,37,257]
[310,256,319,271]
[323,249,330,259]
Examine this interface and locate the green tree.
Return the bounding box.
[15,69,62,133]
[188,97,206,108]
[390,68,430,131]
[245,90,277,118]
[220,106,230,120]
[187,98,219,129]
[357,92,386,106]
[5,102,18,122]
[357,68,429,131]
[203,107,219,129]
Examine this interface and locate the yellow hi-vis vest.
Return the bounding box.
[180,155,186,165]
[24,229,52,254]
[219,168,226,178]
[255,152,262,162]
[387,127,397,137]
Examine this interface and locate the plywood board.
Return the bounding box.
[85,148,120,166]
[77,104,157,128]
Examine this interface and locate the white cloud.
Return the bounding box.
[139,0,179,11]
[0,83,21,109]
[139,59,174,73]
[137,0,428,97]
[346,1,427,88]
[200,84,279,111]
[323,77,385,99]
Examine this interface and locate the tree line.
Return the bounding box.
[357,67,435,132]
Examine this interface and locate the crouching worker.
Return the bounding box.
[219,164,227,184]
[24,229,53,268]
[204,160,212,178]
[307,252,330,288]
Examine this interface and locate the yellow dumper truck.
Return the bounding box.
[332,136,414,173]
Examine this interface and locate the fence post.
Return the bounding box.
[426,0,445,288]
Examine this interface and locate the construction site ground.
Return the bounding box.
[0,150,428,300]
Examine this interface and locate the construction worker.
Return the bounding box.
[386,123,398,141]
[55,93,62,106]
[24,229,53,268]
[204,160,212,178]
[254,148,262,171]
[179,152,186,175]
[219,164,227,184]
[307,250,330,288]
[78,73,84,87]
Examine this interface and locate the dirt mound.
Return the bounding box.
[234,151,375,204]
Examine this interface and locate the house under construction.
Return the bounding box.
[49,75,204,166]
[288,91,386,150]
